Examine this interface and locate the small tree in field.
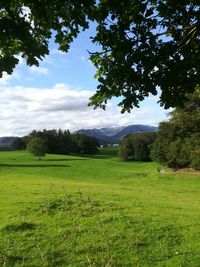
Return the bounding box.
[27,138,47,160]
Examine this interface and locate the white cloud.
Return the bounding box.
[0,72,11,85]
[0,68,24,85]
[0,83,168,136]
[29,66,49,75]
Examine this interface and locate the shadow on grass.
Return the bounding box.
[46,154,111,160]
[88,155,115,159]
[0,164,69,168]
[3,222,36,232]
[45,158,89,162]
[71,153,115,160]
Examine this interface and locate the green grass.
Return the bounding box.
[98,146,119,157]
[1,151,200,266]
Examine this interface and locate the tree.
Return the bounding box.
[119,132,156,161]
[151,90,200,169]
[12,137,26,150]
[167,139,191,168]
[57,129,72,155]
[27,129,72,155]
[25,129,99,155]
[27,137,47,160]
[72,133,100,154]
[191,150,200,170]
[118,138,134,161]
[1,1,200,111]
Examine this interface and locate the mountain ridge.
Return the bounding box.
[77,124,157,144]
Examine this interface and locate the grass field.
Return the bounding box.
[1,150,200,266]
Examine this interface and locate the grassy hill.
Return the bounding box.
[0,151,200,266]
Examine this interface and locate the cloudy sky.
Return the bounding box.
[0,27,170,137]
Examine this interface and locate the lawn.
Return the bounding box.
[0,150,200,266]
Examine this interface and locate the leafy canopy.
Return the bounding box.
[119,132,156,161]
[1,1,200,111]
[27,137,47,159]
[150,89,200,169]
[24,129,100,155]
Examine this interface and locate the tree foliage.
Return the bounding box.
[27,129,72,155]
[151,90,200,169]
[25,129,99,155]
[12,137,26,150]
[191,150,200,170]
[0,0,94,75]
[72,133,100,154]
[1,1,200,111]
[119,132,156,161]
[27,137,47,159]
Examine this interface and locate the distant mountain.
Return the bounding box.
[0,137,17,148]
[112,125,157,139]
[99,126,124,136]
[77,124,157,144]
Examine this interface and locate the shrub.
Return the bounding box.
[191,150,200,170]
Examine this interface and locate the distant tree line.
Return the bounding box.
[12,129,100,155]
[119,89,200,170]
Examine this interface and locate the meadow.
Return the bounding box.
[1,150,200,266]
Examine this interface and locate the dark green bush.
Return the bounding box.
[191,150,200,170]
[119,132,156,161]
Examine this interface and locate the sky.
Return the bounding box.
[0,26,170,137]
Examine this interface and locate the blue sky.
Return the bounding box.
[0,26,170,137]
